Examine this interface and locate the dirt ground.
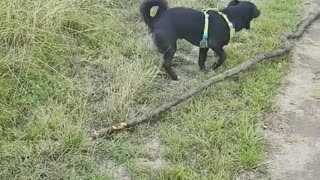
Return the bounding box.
[264,1,320,179]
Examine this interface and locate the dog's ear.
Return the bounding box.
[228,0,240,6]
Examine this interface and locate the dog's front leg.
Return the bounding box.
[212,47,226,70]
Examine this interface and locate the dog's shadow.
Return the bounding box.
[172,46,219,77]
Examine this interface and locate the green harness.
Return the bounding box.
[200,9,235,48]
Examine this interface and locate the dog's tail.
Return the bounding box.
[140,0,168,29]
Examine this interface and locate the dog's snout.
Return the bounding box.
[254,9,260,18]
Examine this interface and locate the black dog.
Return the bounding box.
[140,0,260,80]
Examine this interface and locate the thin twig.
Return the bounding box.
[91,10,320,140]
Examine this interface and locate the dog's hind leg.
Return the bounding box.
[163,46,178,80]
[211,46,226,70]
[153,31,178,80]
[198,48,209,71]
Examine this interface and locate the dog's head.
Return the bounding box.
[226,0,260,31]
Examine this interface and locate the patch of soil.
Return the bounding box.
[98,159,131,180]
[263,1,320,179]
[134,135,167,170]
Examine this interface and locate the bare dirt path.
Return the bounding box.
[264,1,320,179]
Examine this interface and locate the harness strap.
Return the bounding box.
[200,12,210,48]
[218,11,236,38]
[200,8,235,48]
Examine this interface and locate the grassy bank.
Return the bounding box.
[0,0,301,179]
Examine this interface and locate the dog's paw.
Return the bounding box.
[172,76,179,81]
[212,63,219,70]
[172,75,188,82]
[200,69,210,74]
[169,74,179,81]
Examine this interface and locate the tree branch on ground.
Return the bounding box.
[91,10,320,141]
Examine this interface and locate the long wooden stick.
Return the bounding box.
[91,10,320,140]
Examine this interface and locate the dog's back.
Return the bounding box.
[153,8,204,42]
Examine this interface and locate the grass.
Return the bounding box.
[311,90,320,100]
[0,0,302,179]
